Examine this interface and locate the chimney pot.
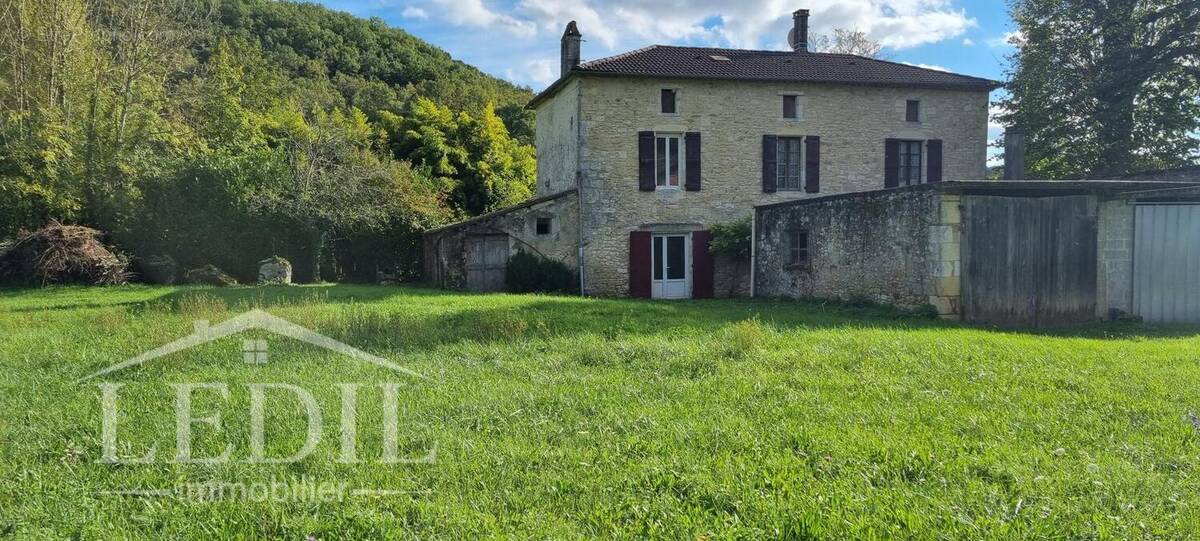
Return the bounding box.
[561,21,582,78]
[790,9,810,52]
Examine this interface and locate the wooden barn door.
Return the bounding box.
[466,235,509,292]
[962,195,1097,326]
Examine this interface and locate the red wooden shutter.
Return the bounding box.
[926,139,943,183]
[884,138,900,188]
[804,136,820,193]
[685,132,701,191]
[629,231,652,298]
[762,135,778,193]
[691,230,714,299]
[638,131,655,191]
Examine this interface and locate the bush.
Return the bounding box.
[139,255,178,285]
[710,217,752,261]
[504,250,578,294]
[0,222,129,285]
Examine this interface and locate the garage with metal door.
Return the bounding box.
[1132,204,1200,322]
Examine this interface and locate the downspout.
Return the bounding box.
[575,80,586,297]
[749,210,757,298]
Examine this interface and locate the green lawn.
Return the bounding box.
[2,285,1200,539]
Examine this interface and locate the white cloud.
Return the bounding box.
[901,61,950,72]
[962,37,974,46]
[506,57,558,87]
[421,0,977,53]
[989,30,1023,48]
[402,6,428,19]
[517,0,621,49]
[429,0,536,37]
[988,103,1010,129]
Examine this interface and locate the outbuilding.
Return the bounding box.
[752,180,1200,325]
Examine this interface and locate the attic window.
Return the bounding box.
[709,55,732,62]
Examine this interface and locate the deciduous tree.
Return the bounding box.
[1001,0,1200,178]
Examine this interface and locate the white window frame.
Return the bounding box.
[654,133,685,189]
[776,136,806,191]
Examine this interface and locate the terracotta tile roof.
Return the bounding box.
[530,45,1000,108]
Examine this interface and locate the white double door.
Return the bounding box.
[651,234,691,299]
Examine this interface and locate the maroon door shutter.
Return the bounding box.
[926,139,943,183]
[804,136,820,194]
[629,231,652,298]
[692,230,714,299]
[638,131,655,191]
[685,132,701,191]
[762,135,778,193]
[884,138,900,188]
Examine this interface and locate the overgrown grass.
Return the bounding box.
[2,284,1200,539]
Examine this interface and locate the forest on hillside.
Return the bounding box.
[0,0,537,282]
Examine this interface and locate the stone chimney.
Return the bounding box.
[561,21,581,78]
[790,9,810,52]
[1004,128,1026,180]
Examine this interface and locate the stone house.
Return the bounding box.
[425,9,1000,298]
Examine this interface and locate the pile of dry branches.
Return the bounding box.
[0,222,129,285]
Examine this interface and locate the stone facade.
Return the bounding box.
[534,74,990,297]
[753,186,942,311]
[1096,198,1134,318]
[424,190,579,289]
[928,193,963,316]
[535,78,580,195]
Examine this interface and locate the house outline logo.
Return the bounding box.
[78,309,425,383]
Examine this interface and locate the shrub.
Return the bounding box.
[504,250,578,294]
[710,217,752,261]
[139,255,178,285]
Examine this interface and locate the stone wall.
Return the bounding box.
[534,79,580,195]
[569,75,989,296]
[753,187,941,310]
[424,190,579,289]
[1096,198,1134,318]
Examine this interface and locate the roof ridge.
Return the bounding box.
[852,54,1001,84]
[578,44,660,69]
[644,44,868,58]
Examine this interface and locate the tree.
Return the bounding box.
[383,97,535,217]
[1001,0,1200,178]
[812,29,885,58]
[250,106,436,282]
[0,0,96,235]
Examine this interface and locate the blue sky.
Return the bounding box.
[317,0,1018,163]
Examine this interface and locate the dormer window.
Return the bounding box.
[906,100,921,122]
[661,89,677,114]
